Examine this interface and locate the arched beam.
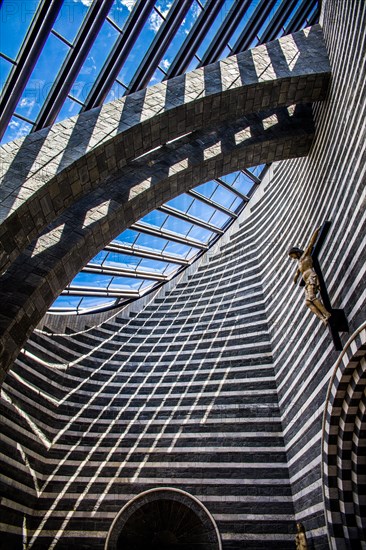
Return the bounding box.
[0,25,330,274]
[0,105,315,381]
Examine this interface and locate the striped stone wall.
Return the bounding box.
[1,220,295,549]
[239,0,365,545]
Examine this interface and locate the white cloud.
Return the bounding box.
[20,98,35,108]
[149,11,163,32]
[120,0,136,11]
[73,0,93,6]
[161,58,170,70]
[157,1,172,18]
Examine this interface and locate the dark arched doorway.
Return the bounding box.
[105,488,222,550]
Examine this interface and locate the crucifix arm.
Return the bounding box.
[293,268,301,284]
[304,226,320,256]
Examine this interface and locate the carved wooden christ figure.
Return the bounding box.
[289,227,332,325]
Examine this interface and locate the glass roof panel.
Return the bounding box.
[52,1,89,44]
[104,252,140,270]
[187,225,213,243]
[88,251,108,266]
[0,0,39,60]
[52,295,83,310]
[220,171,254,195]
[55,96,82,124]
[210,184,239,210]
[194,181,219,200]
[71,272,113,290]
[110,276,146,291]
[140,210,168,229]
[164,240,194,258]
[0,57,13,93]
[108,1,135,30]
[15,33,70,123]
[209,210,230,228]
[187,199,216,222]
[78,296,118,311]
[166,194,194,213]
[134,232,168,252]
[71,19,120,105]
[138,258,169,273]
[162,215,193,237]
[113,229,139,246]
[1,115,33,143]
[195,0,236,61]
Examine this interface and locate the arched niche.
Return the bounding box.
[322,322,366,548]
[105,487,222,550]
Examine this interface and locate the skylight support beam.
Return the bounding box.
[260,0,299,44]
[83,265,168,282]
[283,0,317,34]
[231,0,278,54]
[82,0,156,111]
[164,0,226,79]
[32,0,115,131]
[105,244,190,266]
[62,288,140,298]
[0,0,63,139]
[198,0,252,67]
[187,189,239,217]
[127,0,194,94]
[132,224,209,250]
[158,205,225,234]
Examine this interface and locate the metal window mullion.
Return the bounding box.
[198,0,252,67]
[164,0,226,79]
[127,0,194,95]
[83,265,166,282]
[62,288,140,298]
[187,189,238,218]
[215,177,250,202]
[0,0,63,140]
[104,243,189,265]
[32,0,115,131]
[82,0,156,111]
[282,0,315,34]
[158,205,224,234]
[132,223,208,250]
[259,0,299,44]
[231,0,278,54]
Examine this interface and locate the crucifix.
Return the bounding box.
[288,221,348,351]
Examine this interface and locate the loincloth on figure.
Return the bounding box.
[304,273,319,302]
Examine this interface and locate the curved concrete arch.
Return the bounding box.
[322,321,366,548]
[105,487,222,550]
[0,104,315,380]
[0,25,330,274]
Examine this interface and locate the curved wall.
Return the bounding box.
[0,1,365,549]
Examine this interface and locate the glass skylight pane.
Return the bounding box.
[194,181,218,199]
[53,1,89,44]
[140,210,168,229]
[166,194,194,214]
[230,196,243,212]
[163,263,179,276]
[117,7,163,87]
[209,210,230,228]
[187,225,213,243]
[164,241,190,257]
[229,1,259,46]
[88,251,108,266]
[248,164,265,178]
[55,97,81,124]
[221,171,254,195]
[72,19,119,103]
[134,233,168,252]
[0,57,13,92]
[162,216,193,236]
[1,115,33,144]
[149,66,165,87]
[196,0,236,60]
[108,0,134,30]
[113,229,138,246]
[159,1,202,70]
[52,295,82,310]
[0,0,39,60]
[139,258,169,273]
[78,296,117,311]
[210,185,238,209]
[104,252,140,270]
[110,276,145,290]
[105,81,125,104]
[16,33,69,122]
[71,272,113,289]
[187,199,215,222]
